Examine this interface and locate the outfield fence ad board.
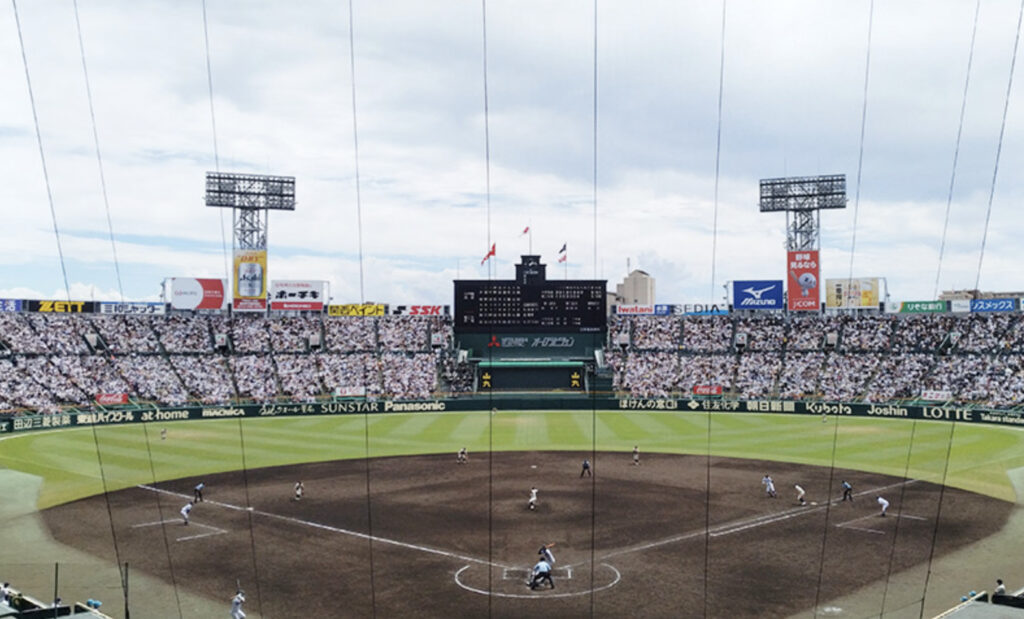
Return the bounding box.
[3,398,1022,434]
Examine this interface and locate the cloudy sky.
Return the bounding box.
[3,0,1024,308]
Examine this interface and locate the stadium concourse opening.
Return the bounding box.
[454,255,607,393]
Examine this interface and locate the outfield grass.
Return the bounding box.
[1,411,1022,509]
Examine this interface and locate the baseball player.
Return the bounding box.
[457,447,468,464]
[294,481,304,501]
[996,579,1007,595]
[529,558,554,590]
[194,482,205,502]
[230,590,246,619]
[528,487,538,511]
[632,445,640,466]
[180,501,193,525]
[877,495,889,517]
[841,480,853,502]
[580,459,592,477]
[160,428,167,441]
[795,484,807,506]
[762,474,777,498]
[538,543,555,565]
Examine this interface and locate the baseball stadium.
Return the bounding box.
[5,2,1024,619]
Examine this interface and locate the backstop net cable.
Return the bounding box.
[589,0,600,613]
[140,423,185,619]
[844,0,873,295]
[879,419,920,615]
[919,421,958,619]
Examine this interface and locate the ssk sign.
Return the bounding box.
[391,305,449,316]
[733,280,783,310]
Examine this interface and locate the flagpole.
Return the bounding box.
[528,225,532,255]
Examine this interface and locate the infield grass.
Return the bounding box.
[0,411,1021,509]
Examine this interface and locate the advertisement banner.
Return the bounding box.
[654,304,674,316]
[270,280,326,311]
[920,389,952,401]
[899,301,946,314]
[615,304,655,315]
[825,277,880,309]
[733,280,784,310]
[334,386,367,398]
[787,250,820,311]
[26,300,95,313]
[390,305,450,316]
[950,299,971,313]
[970,298,1014,313]
[233,249,268,311]
[692,385,723,396]
[0,299,23,312]
[328,304,386,317]
[99,302,166,316]
[170,278,227,311]
[95,393,129,405]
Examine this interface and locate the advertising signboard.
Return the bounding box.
[970,298,1014,313]
[233,249,268,311]
[0,299,23,312]
[787,250,820,311]
[26,300,95,313]
[270,280,326,311]
[99,302,166,316]
[327,304,386,317]
[950,299,971,313]
[170,278,227,310]
[390,305,450,316]
[898,301,946,314]
[615,304,655,315]
[825,277,880,309]
[732,280,784,310]
[692,385,723,396]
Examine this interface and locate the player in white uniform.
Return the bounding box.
[632,445,640,465]
[877,496,890,516]
[294,481,304,501]
[528,487,538,511]
[457,447,468,464]
[762,475,777,498]
[180,501,193,525]
[795,484,806,506]
[230,590,245,619]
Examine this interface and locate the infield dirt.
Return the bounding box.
[41,452,1011,618]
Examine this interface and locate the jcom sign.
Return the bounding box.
[787,250,820,311]
[732,280,783,310]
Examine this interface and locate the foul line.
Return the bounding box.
[136,485,514,569]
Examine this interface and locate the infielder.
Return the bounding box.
[795,484,806,506]
[632,445,640,466]
[841,480,853,502]
[180,501,193,525]
[194,482,205,502]
[294,481,304,501]
[528,487,538,511]
[538,543,555,565]
[457,447,468,464]
[529,558,554,590]
[877,496,889,517]
[762,474,777,498]
[580,459,592,477]
[230,590,245,619]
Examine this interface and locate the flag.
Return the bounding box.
[558,253,567,263]
[520,226,530,236]
[558,243,566,254]
[481,243,496,265]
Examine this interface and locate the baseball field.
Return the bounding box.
[1,409,1022,617]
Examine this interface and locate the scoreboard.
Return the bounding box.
[455,280,606,333]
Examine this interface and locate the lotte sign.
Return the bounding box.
[787,250,820,311]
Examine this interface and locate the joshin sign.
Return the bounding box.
[787,250,820,311]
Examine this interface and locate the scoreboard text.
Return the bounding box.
[455,281,606,333]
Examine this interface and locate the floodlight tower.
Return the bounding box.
[758,174,847,250]
[205,172,296,308]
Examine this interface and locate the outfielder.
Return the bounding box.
[528,487,538,511]
[180,501,193,526]
[230,590,245,619]
[877,496,889,517]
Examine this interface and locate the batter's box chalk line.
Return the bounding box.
[455,563,620,599]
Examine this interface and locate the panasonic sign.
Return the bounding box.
[733,280,784,310]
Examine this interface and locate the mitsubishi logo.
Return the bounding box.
[487,335,501,347]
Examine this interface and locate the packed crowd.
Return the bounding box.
[2,311,1024,413]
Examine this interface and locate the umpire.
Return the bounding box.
[529,559,554,590]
